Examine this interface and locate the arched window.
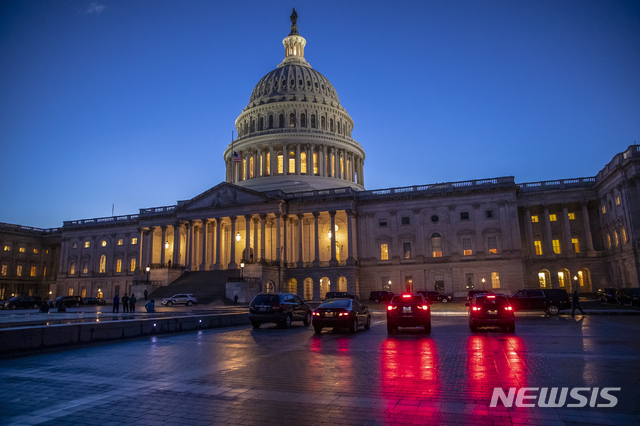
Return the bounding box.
[311,114,316,128]
[99,255,106,273]
[287,278,297,294]
[558,269,570,288]
[301,152,307,174]
[268,115,274,129]
[320,277,330,298]
[329,118,334,132]
[432,233,442,257]
[277,152,283,174]
[279,114,284,128]
[304,278,313,301]
[338,276,347,292]
[321,116,326,130]
[266,281,275,293]
[258,117,264,131]
[289,113,295,127]
[538,270,551,288]
[300,113,306,127]
[289,151,295,173]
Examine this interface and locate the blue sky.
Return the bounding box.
[1,0,639,229]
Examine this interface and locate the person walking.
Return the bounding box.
[572,290,585,316]
[129,293,137,312]
[113,294,120,313]
[122,293,129,313]
[144,289,148,300]
[234,294,238,305]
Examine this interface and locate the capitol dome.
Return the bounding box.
[223,9,365,193]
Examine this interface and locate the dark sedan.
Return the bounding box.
[3,296,42,310]
[417,291,452,303]
[83,297,107,306]
[312,298,371,334]
[249,292,312,329]
[386,293,431,334]
[467,294,515,332]
[54,296,84,307]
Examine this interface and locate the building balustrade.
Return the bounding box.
[518,177,596,192]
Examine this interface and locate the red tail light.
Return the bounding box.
[387,305,397,310]
[505,306,513,311]
[472,306,481,311]
[313,312,320,316]
[338,312,349,317]
[417,305,429,310]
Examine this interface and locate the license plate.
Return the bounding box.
[260,307,268,312]
[325,312,334,317]
[403,307,412,313]
[488,310,497,315]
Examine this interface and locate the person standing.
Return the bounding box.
[122,293,129,312]
[144,289,148,300]
[113,294,120,313]
[572,290,585,316]
[129,293,137,312]
[234,294,238,305]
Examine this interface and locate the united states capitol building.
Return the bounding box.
[1,13,639,302]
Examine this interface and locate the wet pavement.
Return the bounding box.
[1,313,639,425]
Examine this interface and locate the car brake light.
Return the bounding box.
[387,305,397,310]
[313,312,320,316]
[417,305,429,310]
[505,306,513,311]
[402,294,412,298]
[487,295,496,298]
[339,312,349,317]
[472,306,481,311]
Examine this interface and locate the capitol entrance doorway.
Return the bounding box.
[405,276,413,292]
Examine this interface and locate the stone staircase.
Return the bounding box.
[148,270,242,305]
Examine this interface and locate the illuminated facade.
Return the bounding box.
[1,13,639,301]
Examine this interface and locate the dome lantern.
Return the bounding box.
[279,8,310,68]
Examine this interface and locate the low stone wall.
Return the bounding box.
[0,313,249,356]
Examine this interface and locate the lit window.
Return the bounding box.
[531,215,539,223]
[313,152,318,174]
[616,195,621,205]
[463,238,473,256]
[30,266,36,277]
[68,287,74,296]
[403,242,411,259]
[116,259,122,273]
[82,262,88,274]
[485,210,494,219]
[614,231,619,247]
[607,234,612,249]
[534,240,543,256]
[460,212,470,221]
[277,153,283,174]
[130,258,137,272]
[568,213,575,220]
[558,271,566,287]
[602,205,606,214]
[401,217,410,225]
[552,239,561,254]
[301,152,307,174]
[131,238,138,245]
[487,237,497,254]
[432,233,442,257]
[19,247,25,253]
[70,262,76,275]
[380,244,388,260]
[549,214,557,222]
[3,245,9,252]
[84,241,90,248]
[289,151,295,173]
[538,272,548,288]
[578,270,585,287]
[101,240,107,247]
[491,272,500,289]
[573,238,580,253]
[0,264,6,276]
[33,248,39,254]
[249,157,254,178]
[45,249,49,254]
[99,255,106,273]
[117,239,123,246]
[622,228,627,244]
[17,265,23,276]
[43,266,46,277]
[340,157,344,175]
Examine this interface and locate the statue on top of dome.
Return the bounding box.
[289,8,299,35]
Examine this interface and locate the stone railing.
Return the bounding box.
[139,206,176,216]
[64,215,138,228]
[517,177,596,192]
[0,222,61,234]
[358,177,514,198]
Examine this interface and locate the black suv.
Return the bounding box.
[467,294,515,332]
[324,292,358,300]
[386,293,431,334]
[369,291,394,303]
[508,289,570,315]
[54,295,84,307]
[417,291,453,303]
[3,296,42,310]
[249,293,312,329]
[616,288,640,306]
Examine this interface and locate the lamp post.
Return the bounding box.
[573,275,578,293]
[146,266,150,283]
[240,261,245,279]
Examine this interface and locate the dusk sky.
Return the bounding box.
[1,0,639,229]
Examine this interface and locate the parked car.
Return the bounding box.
[83,297,106,306]
[54,295,84,307]
[3,296,42,310]
[508,289,571,315]
[369,291,394,303]
[417,291,452,303]
[249,292,312,329]
[616,288,640,306]
[467,294,515,332]
[466,290,494,300]
[161,294,198,306]
[597,288,617,303]
[324,292,358,300]
[312,298,371,334]
[386,293,431,334]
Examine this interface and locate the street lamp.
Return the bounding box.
[240,261,245,278]
[146,266,150,283]
[236,232,241,242]
[573,275,578,292]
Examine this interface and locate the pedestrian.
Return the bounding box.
[234,294,238,305]
[145,299,155,313]
[144,289,148,300]
[572,290,585,316]
[113,294,120,313]
[168,260,172,268]
[129,293,137,312]
[122,293,129,312]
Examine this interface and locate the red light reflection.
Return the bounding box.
[381,338,440,400]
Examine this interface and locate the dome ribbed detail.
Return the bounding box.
[248,65,340,106]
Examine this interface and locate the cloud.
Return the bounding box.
[86,3,107,14]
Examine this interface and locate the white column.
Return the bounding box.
[329,211,337,265]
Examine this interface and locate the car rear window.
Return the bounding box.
[391,295,423,304]
[318,299,351,309]
[476,297,509,306]
[252,294,279,304]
